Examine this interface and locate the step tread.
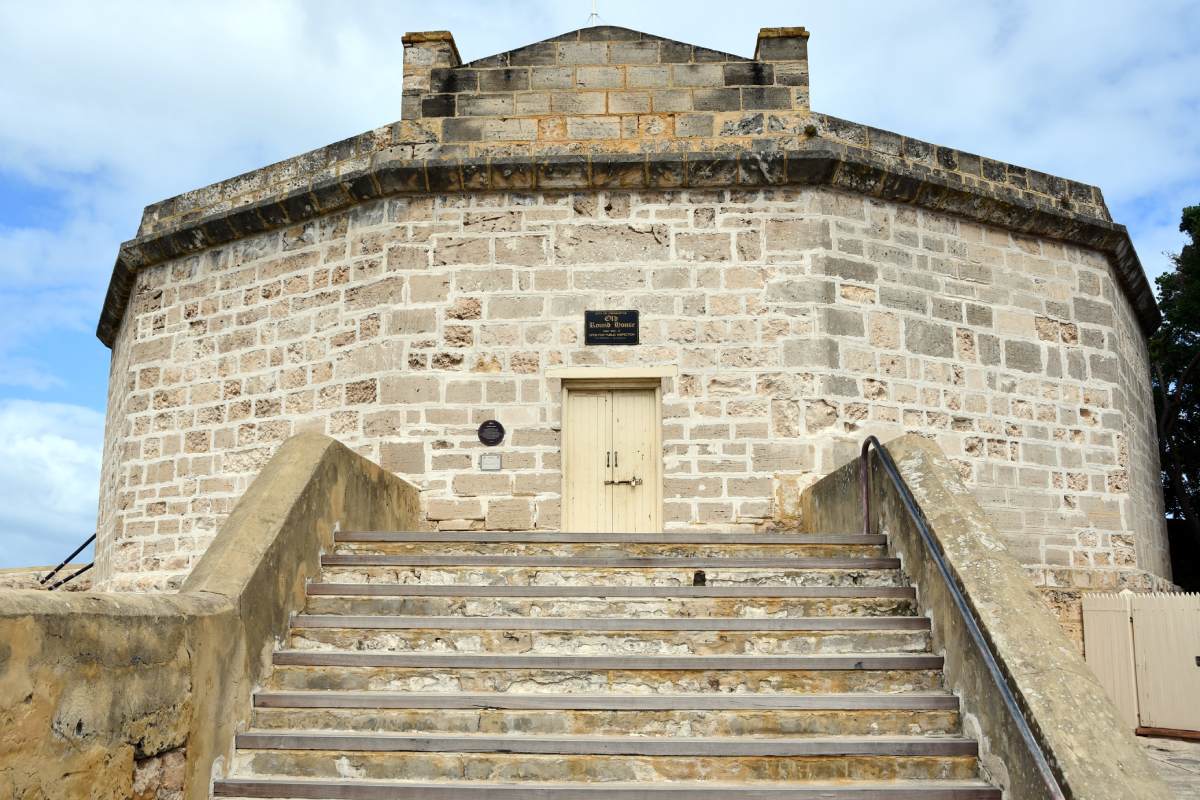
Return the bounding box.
[321,555,900,569]
[253,691,959,711]
[337,531,885,545]
[290,615,929,631]
[213,778,1001,798]
[272,651,944,669]
[234,731,978,756]
[307,584,916,598]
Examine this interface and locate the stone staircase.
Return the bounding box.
[213,529,1001,798]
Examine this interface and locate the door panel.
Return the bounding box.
[563,390,609,533]
[611,389,659,533]
[563,386,661,533]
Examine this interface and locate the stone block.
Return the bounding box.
[765,278,835,304]
[672,64,724,87]
[752,442,814,471]
[558,42,608,65]
[487,498,534,530]
[1005,340,1044,373]
[1074,297,1114,326]
[478,67,530,92]
[822,307,866,337]
[723,62,775,86]
[610,40,661,64]
[879,285,928,314]
[608,91,651,113]
[905,319,954,357]
[531,67,573,89]
[815,254,876,282]
[566,116,621,139]
[550,91,606,114]
[434,236,491,265]
[427,498,484,521]
[381,375,442,404]
[742,87,792,110]
[575,66,624,88]
[488,295,545,319]
[675,113,713,137]
[675,233,732,262]
[388,309,437,335]
[766,218,831,251]
[693,88,741,111]
[453,473,512,497]
[554,224,671,263]
[381,441,425,474]
[783,338,840,368]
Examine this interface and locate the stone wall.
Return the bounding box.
[95,184,1170,600]
[2,434,422,799]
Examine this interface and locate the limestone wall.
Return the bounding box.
[94,184,1169,598]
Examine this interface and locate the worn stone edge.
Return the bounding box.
[0,433,421,800]
[95,140,1160,348]
[798,434,1171,799]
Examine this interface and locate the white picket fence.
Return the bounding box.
[1082,592,1200,733]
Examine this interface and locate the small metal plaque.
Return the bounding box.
[585,310,639,346]
[480,453,502,471]
[477,419,505,447]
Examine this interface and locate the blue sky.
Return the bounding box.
[0,0,1197,568]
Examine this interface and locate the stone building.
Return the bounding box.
[93,24,1171,639]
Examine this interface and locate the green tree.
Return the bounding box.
[1151,205,1200,543]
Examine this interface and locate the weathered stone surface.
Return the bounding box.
[0,434,420,800]
[799,435,1171,800]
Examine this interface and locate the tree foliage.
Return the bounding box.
[1151,205,1200,542]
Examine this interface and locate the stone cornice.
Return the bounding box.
[96,140,1160,347]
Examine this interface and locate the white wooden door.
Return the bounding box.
[563,386,661,533]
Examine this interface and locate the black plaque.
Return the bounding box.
[477,419,505,447]
[584,310,639,345]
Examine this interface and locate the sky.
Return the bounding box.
[0,0,1197,568]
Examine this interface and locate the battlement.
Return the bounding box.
[399,25,810,146]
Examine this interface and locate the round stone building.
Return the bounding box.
[92,25,1171,641]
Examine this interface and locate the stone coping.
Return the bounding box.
[798,434,1170,799]
[96,131,1159,347]
[0,434,421,799]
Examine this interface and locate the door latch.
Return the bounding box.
[604,477,643,487]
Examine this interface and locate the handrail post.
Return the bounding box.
[859,436,876,536]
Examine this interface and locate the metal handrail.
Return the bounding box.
[859,435,1066,800]
[39,532,96,591]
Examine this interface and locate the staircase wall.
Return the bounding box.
[799,433,1169,799]
[0,434,420,800]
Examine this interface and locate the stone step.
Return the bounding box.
[250,691,961,737]
[303,587,917,619]
[317,562,905,589]
[333,531,886,559]
[338,531,887,545]
[229,737,979,782]
[287,617,931,656]
[322,555,900,569]
[214,778,1001,798]
[266,652,944,694]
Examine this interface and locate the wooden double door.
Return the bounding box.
[562,385,662,533]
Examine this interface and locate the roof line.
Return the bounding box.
[96,141,1160,348]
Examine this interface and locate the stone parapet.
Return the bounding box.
[798,434,1170,799]
[0,434,420,799]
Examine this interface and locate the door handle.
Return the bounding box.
[604,477,643,487]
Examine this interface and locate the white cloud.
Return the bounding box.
[0,399,103,568]
[0,2,1195,557]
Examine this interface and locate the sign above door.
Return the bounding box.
[584,310,639,346]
